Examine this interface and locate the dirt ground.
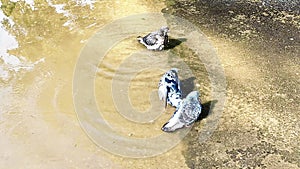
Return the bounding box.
[164,0,299,168]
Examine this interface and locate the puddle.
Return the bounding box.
[0,0,191,168]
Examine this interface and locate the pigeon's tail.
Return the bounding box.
[161,109,185,132]
[161,119,185,132]
[137,36,143,42]
[137,36,148,47]
[158,85,168,108]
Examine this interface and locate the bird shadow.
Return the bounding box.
[196,100,218,122]
[165,38,187,50]
[180,77,196,98]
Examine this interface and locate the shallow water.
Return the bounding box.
[0,0,192,168]
[0,0,217,168]
[71,11,219,158]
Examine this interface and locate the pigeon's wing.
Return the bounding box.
[158,84,168,108]
[174,79,181,94]
[143,33,159,46]
[168,92,182,108]
[176,76,181,92]
[180,102,201,126]
[188,105,202,126]
[168,77,181,98]
[169,68,181,93]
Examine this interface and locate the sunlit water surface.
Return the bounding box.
[0,0,200,168]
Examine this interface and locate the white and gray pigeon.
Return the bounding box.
[137,26,169,51]
[158,68,182,108]
[161,91,202,132]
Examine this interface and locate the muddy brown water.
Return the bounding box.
[0,1,190,168]
[0,0,299,168]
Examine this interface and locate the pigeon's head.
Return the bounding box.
[170,68,178,73]
[186,91,200,102]
[166,68,179,80]
[160,26,169,35]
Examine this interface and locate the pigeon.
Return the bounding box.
[161,91,202,132]
[158,68,182,108]
[137,26,169,51]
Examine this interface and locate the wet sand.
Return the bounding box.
[0,0,299,168]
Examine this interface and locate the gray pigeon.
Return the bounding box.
[137,26,169,51]
[161,91,202,132]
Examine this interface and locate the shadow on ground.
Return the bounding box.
[165,38,187,50]
[180,76,195,98]
[197,100,218,122]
